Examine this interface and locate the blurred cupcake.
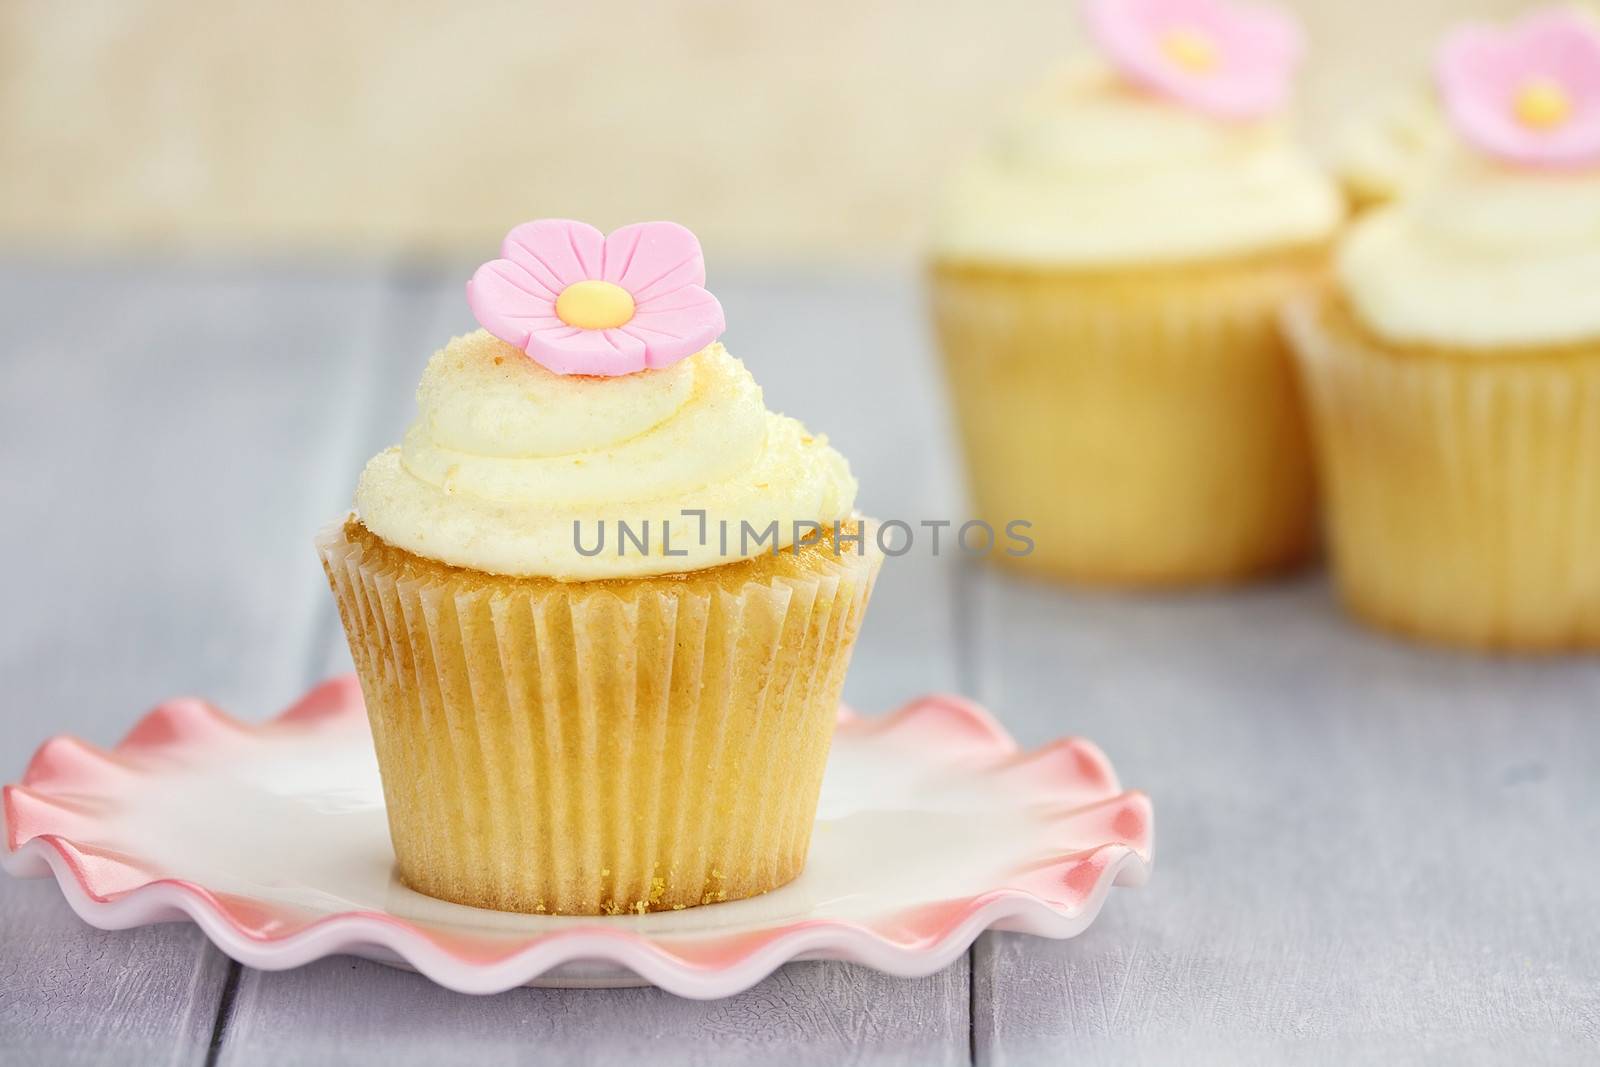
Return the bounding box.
[1287,7,1600,651]
[318,219,881,914]
[1331,83,1449,213]
[931,0,1343,586]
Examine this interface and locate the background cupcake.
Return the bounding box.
[1331,83,1450,213]
[319,219,882,914]
[1287,6,1600,651]
[931,0,1344,587]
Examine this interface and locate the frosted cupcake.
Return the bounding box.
[318,220,882,913]
[931,0,1344,586]
[1287,8,1600,650]
[1331,84,1449,213]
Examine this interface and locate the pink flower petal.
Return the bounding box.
[1436,9,1600,168]
[600,221,708,302]
[467,219,728,376]
[1522,7,1600,94]
[501,219,605,293]
[525,324,648,377]
[626,285,727,368]
[465,260,561,350]
[1085,0,1302,120]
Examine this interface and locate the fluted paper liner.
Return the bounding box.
[318,519,882,914]
[931,249,1327,586]
[1287,299,1600,651]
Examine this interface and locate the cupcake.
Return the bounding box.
[931,0,1343,586]
[1286,7,1600,651]
[1331,83,1449,213]
[318,219,882,914]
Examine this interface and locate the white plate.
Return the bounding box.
[3,676,1152,998]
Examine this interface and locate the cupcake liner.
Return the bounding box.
[317,520,881,914]
[1286,299,1600,651]
[930,250,1326,585]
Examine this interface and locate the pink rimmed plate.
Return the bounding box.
[2,676,1152,999]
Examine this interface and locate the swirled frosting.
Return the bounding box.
[354,331,857,579]
[933,62,1343,267]
[1338,145,1600,349]
[1332,85,1450,207]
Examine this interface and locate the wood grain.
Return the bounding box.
[967,571,1600,1066]
[221,958,968,1067]
[0,896,228,1067]
[0,261,389,1064]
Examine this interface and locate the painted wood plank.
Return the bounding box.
[967,571,1600,1066]
[0,900,230,1067]
[0,260,390,1065]
[219,271,973,1066]
[224,957,968,1067]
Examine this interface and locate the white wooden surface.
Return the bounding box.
[2,261,1597,1065]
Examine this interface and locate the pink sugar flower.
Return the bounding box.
[1084,0,1303,120]
[1436,7,1600,169]
[467,220,726,376]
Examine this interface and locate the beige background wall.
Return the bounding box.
[0,0,1537,264]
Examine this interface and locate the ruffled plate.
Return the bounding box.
[2,676,1152,998]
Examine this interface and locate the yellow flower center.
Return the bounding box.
[1514,78,1572,131]
[1160,27,1218,74]
[554,279,635,330]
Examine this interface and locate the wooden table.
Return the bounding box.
[2,260,1596,1066]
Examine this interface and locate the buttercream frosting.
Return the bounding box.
[932,61,1343,266]
[354,331,858,579]
[1338,144,1600,349]
[1332,86,1449,205]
